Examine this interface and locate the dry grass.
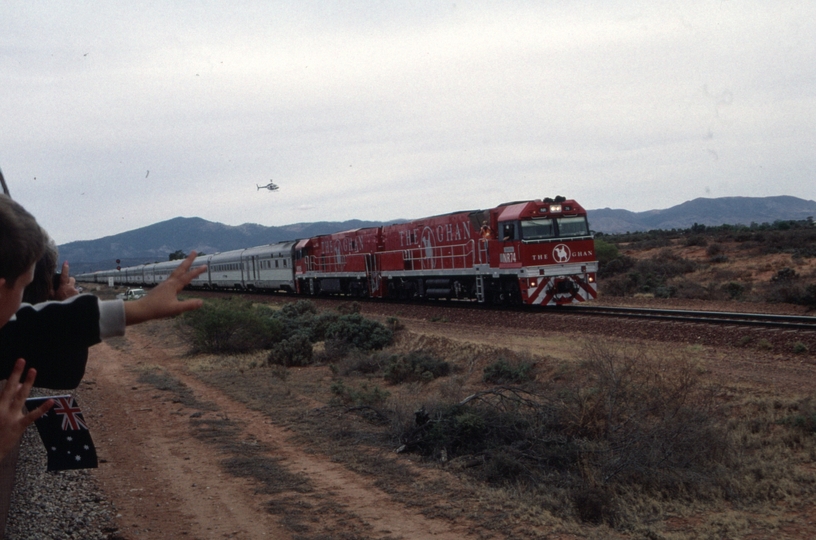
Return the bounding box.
[163,321,815,538]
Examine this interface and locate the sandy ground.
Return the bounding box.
[72,296,816,540]
[81,324,494,540]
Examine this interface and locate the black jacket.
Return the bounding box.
[0,295,101,389]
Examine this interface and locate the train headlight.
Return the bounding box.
[549,204,562,213]
[529,279,537,288]
[588,276,595,283]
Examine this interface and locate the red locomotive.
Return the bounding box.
[294,197,597,305]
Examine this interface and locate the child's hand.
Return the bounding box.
[124,252,206,326]
[53,261,79,300]
[0,358,53,460]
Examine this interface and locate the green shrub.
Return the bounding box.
[313,338,353,364]
[330,380,390,407]
[594,238,620,265]
[706,243,724,257]
[597,254,635,279]
[779,399,816,433]
[383,351,450,384]
[793,342,809,354]
[685,235,708,247]
[325,314,393,351]
[398,343,729,517]
[336,350,384,376]
[267,333,313,366]
[483,358,534,384]
[722,281,747,300]
[385,316,404,331]
[179,297,283,353]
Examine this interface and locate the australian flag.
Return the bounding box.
[25,395,98,471]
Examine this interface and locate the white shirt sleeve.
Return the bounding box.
[98,298,126,339]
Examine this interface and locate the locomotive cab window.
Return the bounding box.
[520,218,555,241]
[499,221,518,241]
[556,216,590,237]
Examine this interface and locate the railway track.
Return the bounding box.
[184,287,816,332]
[555,305,816,331]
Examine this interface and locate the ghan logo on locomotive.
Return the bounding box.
[322,236,364,254]
[398,221,472,247]
[553,244,571,263]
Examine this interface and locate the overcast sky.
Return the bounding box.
[2,1,814,244]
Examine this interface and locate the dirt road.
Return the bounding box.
[82,322,491,540]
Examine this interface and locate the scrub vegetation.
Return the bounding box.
[596,219,816,306]
[177,299,816,538]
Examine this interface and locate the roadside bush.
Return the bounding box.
[706,243,724,257]
[280,300,318,318]
[384,351,450,384]
[686,235,708,247]
[325,314,393,351]
[778,398,816,433]
[313,338,353,364]
[771,267,798,282]
[599,273,641,297]
[330,380,390,408]
[335,349,384,376]
[398,342,730,526]
[597,254,635,279]
[308,312,340,342]
[763,281,816,306]
[594,237,619,264]
[722,281,747,300]
[179,297,283,353]
[267,333,313,367]
[635,250,696,279]
[483,358,535,384]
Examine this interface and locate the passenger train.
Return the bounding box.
[77,197,598,306]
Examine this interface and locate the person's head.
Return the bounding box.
[22,237,58,305]
[0,195,46,326]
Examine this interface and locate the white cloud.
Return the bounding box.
[1,1,815,243]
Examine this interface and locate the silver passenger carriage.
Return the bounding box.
[208,249,247,290]
[240,241,295,292]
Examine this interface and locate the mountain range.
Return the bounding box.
[60,196,816,273]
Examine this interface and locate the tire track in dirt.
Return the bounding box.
[85,324,492,539]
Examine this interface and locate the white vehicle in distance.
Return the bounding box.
[116,288,147,301]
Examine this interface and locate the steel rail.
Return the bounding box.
[553,305,816,330]
[157,286,816,330]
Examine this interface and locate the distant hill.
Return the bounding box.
[587,196,816,234]
[61,196,816,273]
[60,218,398,273]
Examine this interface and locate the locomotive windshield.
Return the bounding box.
[519,216,590,240]
[520,218,555,240]
[556,216,590,237]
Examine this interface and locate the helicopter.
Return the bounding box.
[256,180,279,191]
